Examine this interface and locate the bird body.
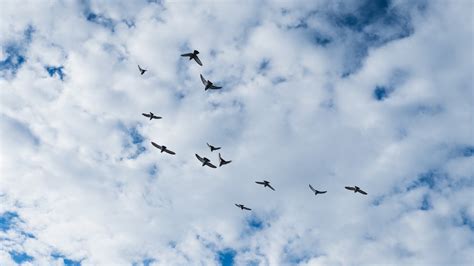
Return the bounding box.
[235,204,251,211]
[309,184,327,195]
[138,65,147,75]
[142,112,162,120]
[218,153,231,167]
[345,186,367,195]
[151,142,176,155]
[207,143,221,152]
[195,154,217,168]
[181,50,202,66]
[256,180,275,191]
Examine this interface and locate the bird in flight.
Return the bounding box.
[235,204,251,211]
[207,143,221,152]
[309,184,327,195]
[345,186,367,195]
[151,142,176,155]
[200,74,222,91]
[255,180,275,191]
[218,153,231,167]
[181,50,202,66]
[138,65,147,75]
[195,154,216,168]
[142,112,162,120]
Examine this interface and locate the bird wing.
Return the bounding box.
[256,181,265,185]
[181,53,193,57]
[164,149,176,155]
[142,113,151,117]
[267,184,275,191]
[200,74,207,85]
[151,142,162,149]
[243,206,251,211]
[194,55,203,66]
[358,189,368,195]
[209,85,222,90]
[318,190,327,194]
[195,154,204,163]
[153,116,162,119]
[309,184,316,192]
[205,162,217,168]
[138,65,142,71]
[345,186,356,191]
[235,204,241,208]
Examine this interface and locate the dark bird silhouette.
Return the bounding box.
[218,153,231,167]
[207,143,221,152]
[138,65,147,75]
[195,154,216,168]
[235,204,251,211]
[151,142,176,155]
[345,186,367,195]
[309,184,327,195]
[142,112,162,120]
[200,74,222,91]
[181,50,202,66]
[256,180,275,191]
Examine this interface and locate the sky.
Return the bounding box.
[0,0,473,265]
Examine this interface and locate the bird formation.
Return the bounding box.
[139,49,368,213]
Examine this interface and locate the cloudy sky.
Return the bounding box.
[1,0,473,265]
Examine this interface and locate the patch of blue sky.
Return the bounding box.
[258,59,271,73]
[0,44,26,75]
[246,215,264,231]
[51,252,81,266]
[9,251,33,264]
[420,194,431,211]
[0,211,19,232]
[45,65,65,80]
[460,210,474,231]
[81,1,115,31]
[217,248,236,266]
[373,85,390,101]
[117,123,146,159]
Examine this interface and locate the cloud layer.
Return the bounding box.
[1,0,473,265]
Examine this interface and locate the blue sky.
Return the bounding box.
[0,0,473,265]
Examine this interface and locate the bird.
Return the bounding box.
[345,186,367,195]
[207,143,221,152]
[151,142,176,155]
[195,154,216,168]
[218,153,231,167]
[309,184,327,195]
[200,74,222,91]
[235,204,251,211]
[180,50,202,66]
[138,65,147,75]
[142,112,162,120]
[256,180,275,191]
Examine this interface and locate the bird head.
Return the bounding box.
[194,50,199,54]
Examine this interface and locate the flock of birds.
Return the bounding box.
[138,50,368,212]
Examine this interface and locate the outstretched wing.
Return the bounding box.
[358,189,368,195]
[142,113,151,118]
[309,184,316,192]
[200,74,207,85]
[151,142,162,150]
[194,55,203,66]
[256,181,265,185]
[164,149,176,155]
[235,204,241,208]
[267,184,275,191]
[318,190,327,194]
[181,53,193,57]
[243,206,251,211]
[195,154,204,163]
[209,85,222,90]
[205,162,217,168]
[345,186,355,191]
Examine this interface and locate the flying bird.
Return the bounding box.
[207,143,221,152]
[256,180,275,191]
[195,154,216,168]
[138,65,147,75]
[200,74,222,91]
[142,112,162,120]
[151,142,176,155]
[235,204,251,211]
[309,184,327,195]
[181,50,202,66]
[218,153,231,167]
[345,186,368,195]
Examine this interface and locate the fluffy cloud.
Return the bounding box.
[1,0,473,265]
